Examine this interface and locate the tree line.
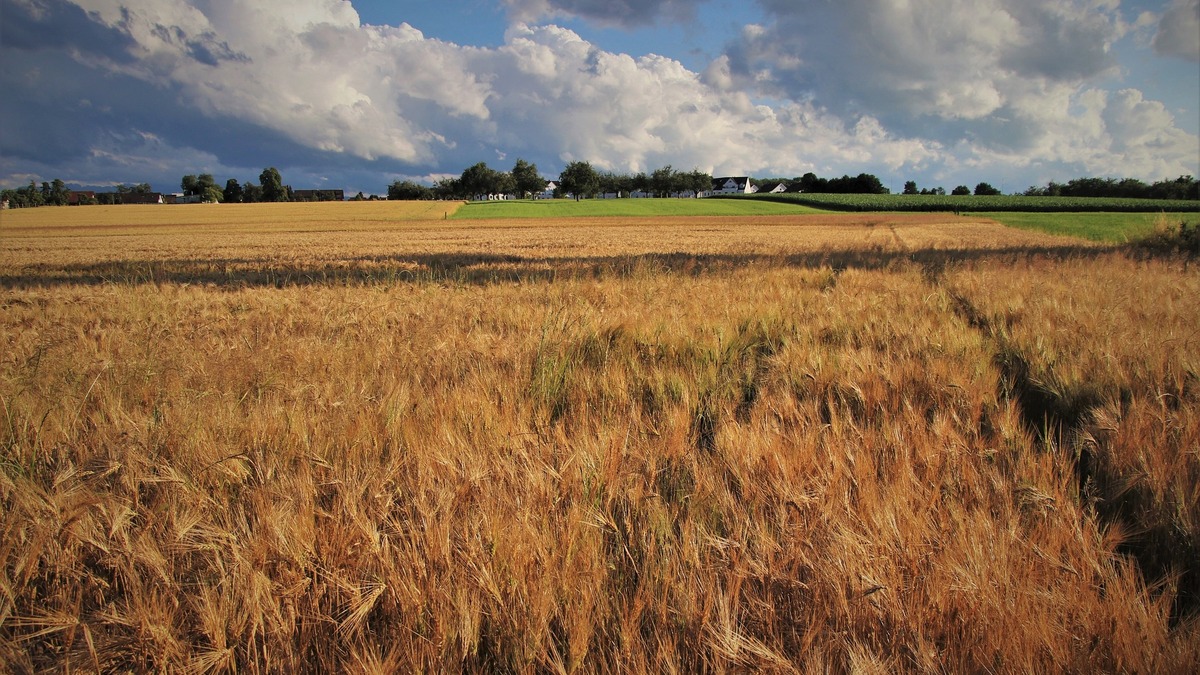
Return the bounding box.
[1022,175,1197,200]
[5,167,1197,209]
[195,168,290,203]
[388,160,715,201]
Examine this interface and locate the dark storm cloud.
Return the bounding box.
[0,0,137,62]
[1153,0,1200,60]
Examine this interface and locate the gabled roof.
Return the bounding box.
[711,176,751,190]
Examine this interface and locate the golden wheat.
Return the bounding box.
[0,205,1194,672]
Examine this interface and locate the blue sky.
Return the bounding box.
[2,0,1197,196]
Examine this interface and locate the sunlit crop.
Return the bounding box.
[2,203,1196,672]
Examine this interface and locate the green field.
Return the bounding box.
[730,192,1200,213]
[452,197,823,218]
[978,211,1176,243]
[447,194,1195,244]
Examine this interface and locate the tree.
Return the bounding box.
[797,172,825,192]
[903,180,919,195]
[631,172,650,196]
[460,162,510,199]
[259,167,287,202]
[974,182,1001,196]
[47,179,69,205]
[388,180,433,200]
[558,161,599,200]
[951,185,972,195]
[650,165,676,197]
[203,185,223,203]
[223,179,243,203]
[431,177,461,200]
[511,159,546,198]
[686,169,711,197]
[242,182,263,203]
[181,174,199,196]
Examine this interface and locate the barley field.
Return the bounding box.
[1,203,1196,672]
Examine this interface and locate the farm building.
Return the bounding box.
[710,177,755,195]
[119,192,165,205]
[292,189,345,202]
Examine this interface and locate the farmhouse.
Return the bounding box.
[292,189,345,202]
[120,192,165,205]
[68,190,96,205]
[759,182,788,194]
[710,177,755,195]
[535,181,558,199]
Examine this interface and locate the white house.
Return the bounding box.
[535,181,557,199]
[760,182,788,194]
[710,177,755,195]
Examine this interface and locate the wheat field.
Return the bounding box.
[1,203,1196,672]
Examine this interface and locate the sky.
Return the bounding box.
[2,0,1198,196]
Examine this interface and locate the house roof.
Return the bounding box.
[711,176,751,190]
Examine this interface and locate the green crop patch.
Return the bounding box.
[451,198,825,219]
[729,192,1200,214]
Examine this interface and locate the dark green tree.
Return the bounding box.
[650,165,676,197]
[223,179,243,203]
[903,180,919,195]
[974,182,1001,196]
[242,182,263,203]
[259,167,287,202]
[388,180,433,200]
[951,185,972,195]
[686,169,711,197]
[511,159,546,198]
[558,161,599,200]
[460,162,494,198]
[433,177,463,200]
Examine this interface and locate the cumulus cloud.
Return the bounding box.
[488,24,941,175]
[0,0,1195,194]
[1153,0,1200,60]
[725,0,1197,180]
[1,0,943,186]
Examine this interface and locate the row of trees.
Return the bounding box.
[903,181,1000,196]
[197,168,289,203]
[1023,175,1197,200]
[0,168,291,208]
[390,159,549,201]
[8,168,1197,208]
[389,160,716,201]
[1,179,72,208]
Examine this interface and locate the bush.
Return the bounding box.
[1136,216,1199,256]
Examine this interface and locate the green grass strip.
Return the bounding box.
[731,192,1200,213]
[451,198,826,219]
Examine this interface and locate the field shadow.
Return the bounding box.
[1,244,1129,290]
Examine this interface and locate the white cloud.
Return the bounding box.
[3,0,1196,192]
[70,0,492,164]
[727,0,1197,180]
[20,1,942,180]
[1154,0,1200,60]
